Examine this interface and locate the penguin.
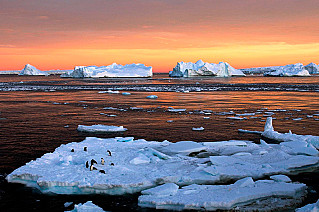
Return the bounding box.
[86,161,89,168]
[84,146,87,151]
[91,159,97,166]
[99,170,106,174]
[110,163,114,166]
[90,164,97,171]
[107,150,112,156]
[101,158,105,165]
[71,149,74,152]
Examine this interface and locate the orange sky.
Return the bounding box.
[0,0,318,72]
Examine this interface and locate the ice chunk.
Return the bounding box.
[270,175,291,183]
[167,108,186,112]
[138,179,306,211]
[64,202,73,207]
[122,92,131,96]
[19,64,49,76]
[141,183,179,197]
[66,201,104,212]
[146,95,158,99]
[261,118,319,149]
[61,63,152,78]
[169,60,245,77]
[264,117,274,131]
[296,199,319,212]
[77,125,127,133]
[192,127,204,131]
[130,153,151,165]
[227,117,246,120]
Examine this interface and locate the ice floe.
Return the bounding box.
[19,64,49,76]
[296,199,319,212]
[261,117,319,149]
[169,60,245,77]
[61,63,152,78]
[77,125,127,133]
[66,201,105,212]
[146,95,158,99]
[7,136,319,197]
[138,178,306,211]
[192,127,204,131]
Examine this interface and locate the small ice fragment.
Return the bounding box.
[192,127,204,131]
[264,117,274,131]
[77,125,127,133]
[167,120,173,123]
[203,117,210,119]
[270,175,291,183]
[146,95,158,99]
[64,202,73,207]
[141,183,179,197]
[122,92,131,96]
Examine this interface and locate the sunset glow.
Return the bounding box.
[1,0,318,72]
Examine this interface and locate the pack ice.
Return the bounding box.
[61,63,152,78]
[19,64,49,76]
[169,60,245,77]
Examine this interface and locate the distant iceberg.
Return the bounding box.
[241,63,315,76]
[304,62,319,74]
[61,63,152,78]
[169,60,245,77]
[19,64,49,76]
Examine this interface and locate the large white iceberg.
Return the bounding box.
[169,60,245,77]
[19,64,49,76]
[304,62,319,74]
[241,63,312,76]
[61,63,152,78]
[139,178,307,211]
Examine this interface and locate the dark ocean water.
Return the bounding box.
[0,74,319,211]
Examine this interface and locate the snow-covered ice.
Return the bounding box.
[138,178,306,211]
[262,117,319,149]
[77,125,127,133]
[296,199,319,212]
[19,64,49,76]
[7,136,319,196]
[169,60,245,77]
[66,201,105,212]
[61,63,152,78]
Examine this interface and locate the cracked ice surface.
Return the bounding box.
[6,136,319,196]
[138,178,307,211]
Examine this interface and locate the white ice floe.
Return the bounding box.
[66,201,104,212]
[167,108,186,112]
[192,127,204,131]
[146,95,158,99]
[262,117,319,149]
[122,92,131,96]
[7,136,319,197]
[138,177,307,211]
[226,117,246,120]
[19,64,49,76]
[61,63,152,78]
[77,125,127,133]
[238,129,263,135]
[296,199,319,212]
[169,60,245,77]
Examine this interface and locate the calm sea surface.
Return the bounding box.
[0,74,319,211]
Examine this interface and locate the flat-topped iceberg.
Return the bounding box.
[77,125,127,133]
[139,178,306,211]
[241,63,312,76]
[19,64,49,76]
[6,136,319,196]
[61,63,152,78]
[169,60,245,77]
